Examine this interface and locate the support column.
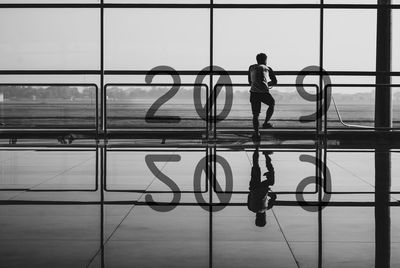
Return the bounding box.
[375,0,392,128]
[375,2,392,266]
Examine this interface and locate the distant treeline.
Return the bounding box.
[1,86,400,104]
[0,86,95,100]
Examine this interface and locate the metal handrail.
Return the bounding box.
[0,83,99,133]
[212,83,321,136]
[331,96,373,129]
[104,83,209,137]
[324,83,400,132]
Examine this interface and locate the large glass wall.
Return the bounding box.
[1,2,399,268]
[1,1,398,131]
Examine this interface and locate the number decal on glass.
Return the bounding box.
[296,65,332,123]
[194,65,233,122]
[145,65,181,123]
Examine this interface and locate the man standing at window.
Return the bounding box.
[248,53,277,139]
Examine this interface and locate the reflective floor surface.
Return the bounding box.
[0,139,399,268]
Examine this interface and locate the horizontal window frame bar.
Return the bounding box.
[0,70,101,75]
[0,200,399,206]
[1,70,400,76]
[0,3,399,9]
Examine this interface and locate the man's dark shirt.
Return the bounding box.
[248,64,277,93]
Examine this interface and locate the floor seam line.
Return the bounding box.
[271,208,300,268]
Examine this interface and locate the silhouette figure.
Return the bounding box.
[248,53,277,139]
[247,146,277,227]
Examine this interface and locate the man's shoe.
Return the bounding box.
[263,150,273,156]
[57,136,66,144]
[262,122,274,129]
[65,134,75,144]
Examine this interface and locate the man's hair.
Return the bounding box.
[256,53,267,64]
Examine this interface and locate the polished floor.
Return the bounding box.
[0,139,399,268]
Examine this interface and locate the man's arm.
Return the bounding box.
[267,67,277,87]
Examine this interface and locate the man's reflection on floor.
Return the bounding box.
[247,145,277,227]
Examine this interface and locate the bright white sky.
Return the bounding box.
[0,2,398,91]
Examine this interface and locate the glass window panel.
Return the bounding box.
[0,9,99,70]
[214,9,320,71]
[324,9,377,71]
[105,9,209,70]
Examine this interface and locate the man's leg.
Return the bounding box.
[253,147,259,166]
[265,103,274,123]
[261,93,275,127]
[264,153,274,173]
[264,153,275,186]
[250,150,261,188]
[253,114,259,133]
[250,93,261,134]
